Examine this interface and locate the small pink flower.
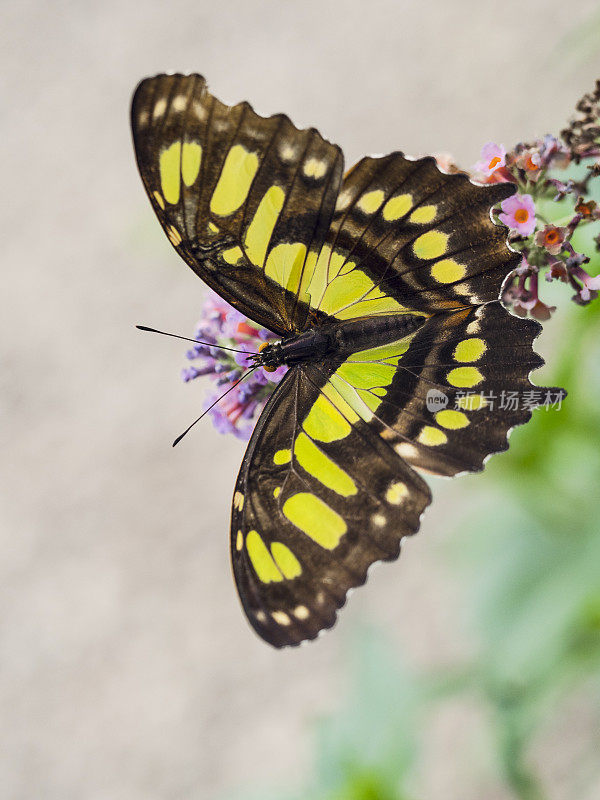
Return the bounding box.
[516,149,542,176]
[475,142,506,177]
[569,263,600,304]
[499,193,536,236]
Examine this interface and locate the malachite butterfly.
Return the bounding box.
[131,74,564,647]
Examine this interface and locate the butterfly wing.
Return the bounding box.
[302,153,519,324]
[132,76,517,336]
[308,302,565,478]
[231,365,431,648]
[131,73,343,335]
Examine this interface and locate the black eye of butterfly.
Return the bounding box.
[131,73,564,648]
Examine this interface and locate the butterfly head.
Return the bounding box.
[251,341,284,372]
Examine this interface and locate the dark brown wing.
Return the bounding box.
[131,73,343,335]
[309,302,566,478]
[230,366,431,648]
[302,154,518,324]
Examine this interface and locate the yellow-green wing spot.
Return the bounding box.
[435,409,470,429]
[456,393,488,410]
[246,530,283,583]
[413,230,449,260]
[222,246,244,265]
[409,204,437,224]
[382,193,412,221]
[273,448,292,465]
[385,481,408,504]
[304,244,413,320]
[270,542,302,579]
[447,366,484,388]
[453,337,487,362]
[245,533,303,583]
[356,189,385,214]
[431,258,466,284]
[282,493,347,549]
[210,144,259,217]
[293,432,357,497]
[159,141,182,205]
[321,336,417,421]
[245,185,285,266]
[181,141,202,186]
[417,426,448,446]
[302,390,355,442]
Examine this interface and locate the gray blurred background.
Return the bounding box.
[2,1,599,798]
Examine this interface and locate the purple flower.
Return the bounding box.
[264,364,288,383]
[182,291,288,438]
[234,342,256,368]
[502,259,556,321]
[499,193,536,236]
[569,262,600,305]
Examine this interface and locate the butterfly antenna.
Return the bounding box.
[172,366,259,447]
[136,325,259,355]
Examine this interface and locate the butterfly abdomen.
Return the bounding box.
[328,313,427,357]
[259,313,427,369]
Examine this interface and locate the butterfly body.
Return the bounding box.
[256,313,427,369]
[131,73,564,648]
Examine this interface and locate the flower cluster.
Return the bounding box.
[182,291,287,439]
[469,83,600,319]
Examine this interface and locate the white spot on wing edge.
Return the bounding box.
[172,95,187,112]
[153,98,167,119]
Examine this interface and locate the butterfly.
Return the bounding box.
[131,73,563,648]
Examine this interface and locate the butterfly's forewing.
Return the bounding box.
[131,73,343,335]
[231,366,431,648]
[132,75,518,336]
[302,154,519,323]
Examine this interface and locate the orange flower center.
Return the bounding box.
[576,203,592,217]
[488,156,501,170]
[525,155,539,171]
[514,209,529,223]
[545,229,559,244]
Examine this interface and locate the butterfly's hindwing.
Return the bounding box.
[310,302,564,477]
[231,366,431,648]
